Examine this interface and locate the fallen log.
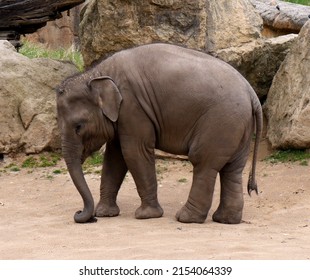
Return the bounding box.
[0,0,85,45]
[251,0,310,34]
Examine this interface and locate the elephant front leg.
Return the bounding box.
[95,141,128,217]
[176,165,217,223]
[121,138,163,219]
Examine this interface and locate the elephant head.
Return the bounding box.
[56,74,122,223]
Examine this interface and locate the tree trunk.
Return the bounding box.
[251,0,310,35]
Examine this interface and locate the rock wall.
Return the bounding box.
[0,41,78,154]
[264,21,310,149]
[205,0,262,52]
[80,0,207,65]
[80,0,263,66]
[25,6,82,49]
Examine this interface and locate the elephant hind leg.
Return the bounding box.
[176,165,218,223]
[212,161,246,224]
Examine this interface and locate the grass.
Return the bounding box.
[178,178,188,183]
[0,151,105,178]
[83,152,103,168]
[82,152,103,173]
[19,40,84,71]
[283,0,310,5]
[22,151,103,173]
[265,149,310,165]
[21,153,61,168]
[3,163,21,172]
[1,153,62,178]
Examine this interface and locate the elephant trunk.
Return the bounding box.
[63,142,95,223]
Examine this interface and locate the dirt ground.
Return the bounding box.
[0,141,309,260]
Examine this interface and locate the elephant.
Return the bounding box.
[56,43,263,224]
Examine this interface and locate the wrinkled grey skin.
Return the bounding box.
[56,43,262,224]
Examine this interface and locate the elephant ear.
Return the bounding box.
[88,76,122,122]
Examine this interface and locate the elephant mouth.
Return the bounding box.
[81,151,87,164]
[81,148,96,164]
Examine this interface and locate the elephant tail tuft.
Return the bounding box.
[247,170,258,196]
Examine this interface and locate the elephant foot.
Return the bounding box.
[135,204,163,219]
[95,202,120,217]
[176,204,207,224]
[212,208,242,224]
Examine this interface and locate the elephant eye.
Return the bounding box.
[75,124,82,135]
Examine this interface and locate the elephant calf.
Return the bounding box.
[56,43,262,224]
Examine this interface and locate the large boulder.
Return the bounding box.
[205,0,262,53]
[264,20,310,149]
[80,0,263,67]
[0,40,78,154]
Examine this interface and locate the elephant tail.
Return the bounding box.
[247,94,263,196]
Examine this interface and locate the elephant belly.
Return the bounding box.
[156,133,191,156]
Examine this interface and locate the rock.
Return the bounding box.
[80,0,263,67]
[0,40,78,154]
[26,6,82,49]
[264,20,310,149]
[205,0,262,53]
[80,0,206,66]
[216,34,297,99]
[20,114,61,153]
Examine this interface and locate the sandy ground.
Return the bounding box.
[0,143,309,260]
